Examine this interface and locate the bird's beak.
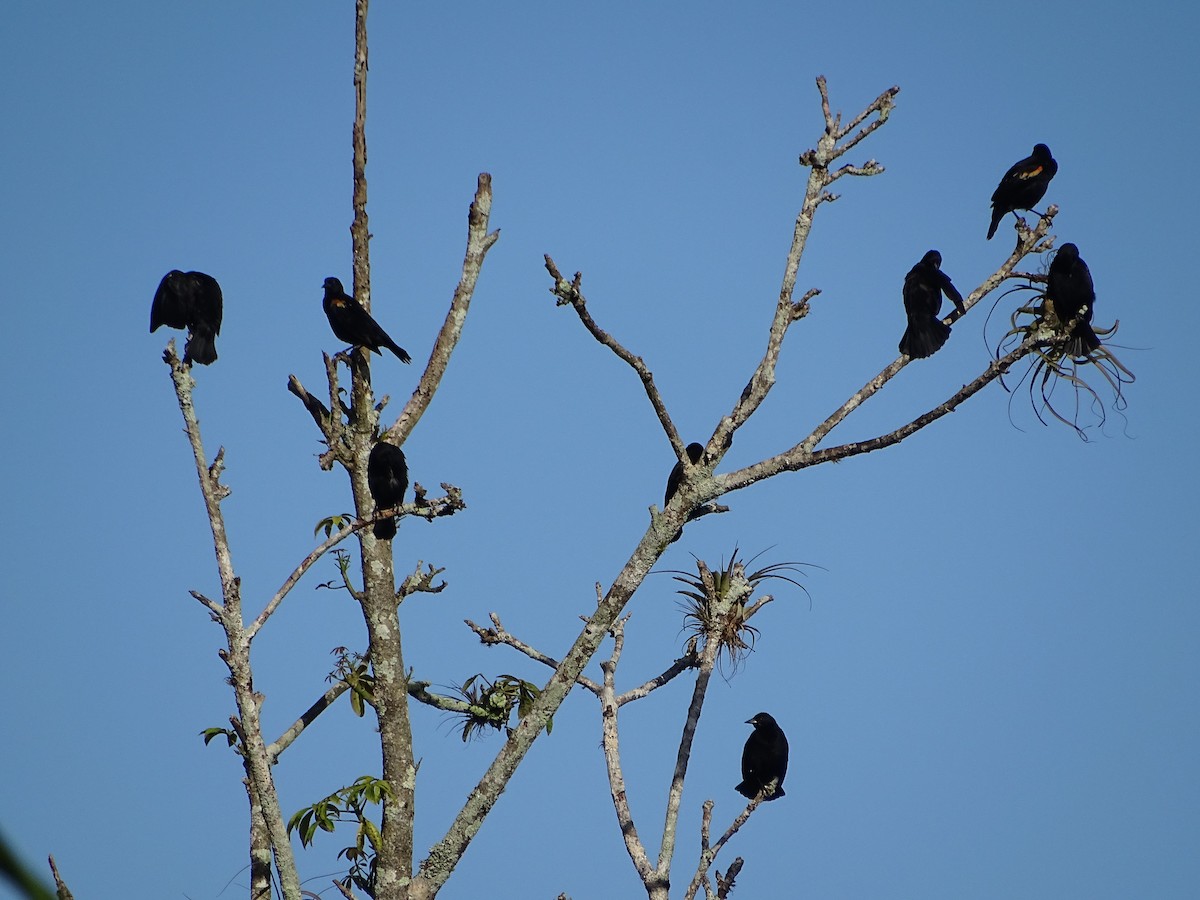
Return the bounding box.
[745,717,755,725]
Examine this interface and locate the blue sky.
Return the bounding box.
[2,2,1197,898]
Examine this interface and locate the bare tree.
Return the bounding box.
[142,6,1119,900]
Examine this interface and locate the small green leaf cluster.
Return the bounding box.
[453,673,550,741]
[287,775,394,897]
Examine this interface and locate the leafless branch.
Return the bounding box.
[614,640,701,706]
[715,858,743,899]
[287,373,331,432]
[267,680,353,763]
[544,255,684,455]
[710,206,1058,500]
[163,342,302,900]
[599,617,657,884]
[715,81,896,459]
[389,173,500,444]
[189,589,223,618]
[465,613,602,696]
[683,797,762,900]
[48,855,74,900]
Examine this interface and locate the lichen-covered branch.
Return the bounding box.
[350,0,371,303]
[599,618,656,886]
[465,613,602,696]
[682,797,762,900]
[704,207,1057,504]
[720,80,897,454]
[267,680,353,763]
[388,174,500,444]
[614,642,701,706]
[163,344,302,900]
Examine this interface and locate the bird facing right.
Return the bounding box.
[735,712,788,801]
[322,277,412,363]
[367,440,409,540]
[898,249,965,359]
[987,143,1058,240]
[1044,242,1100,358]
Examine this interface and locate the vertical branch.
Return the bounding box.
[247,775,273,900]
[654,565,751,888]
[351,0,370,305]
[344,4,417,897]
[389,175,500,443]
[598,619,656,889]
[164,347,302,900]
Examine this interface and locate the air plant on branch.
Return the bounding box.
[448,673,548,741]
[988,250,1134,440]
[663,548,811,675]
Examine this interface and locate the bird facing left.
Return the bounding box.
[735,712,789,801]
[150,270,224,365]
[322,277,412,363]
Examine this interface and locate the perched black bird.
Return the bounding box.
[367,441,408,540]
[664,442,705,544]
[150,270,223,365]
[322,277,412,363]
[735,712,788,802]
[987,143,1058,240]
[898,250,965,359]
[1044,243,1100,358]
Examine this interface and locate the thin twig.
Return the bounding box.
[465,614,602,696]
[614,642,701,706]
[544,256,684,456]
[682,797,762,900]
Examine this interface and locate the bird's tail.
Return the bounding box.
[374,517,398,541]
[386,340,412,364]
[899,317,951,360]
[986,208,1003,240]
[1066,323,1101,359]
[734,780,785,801]
[184,327,218,366]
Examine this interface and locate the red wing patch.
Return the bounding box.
[1019,165,1044,180]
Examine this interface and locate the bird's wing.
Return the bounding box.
[939,271,965,314]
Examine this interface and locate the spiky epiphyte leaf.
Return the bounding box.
[991,270,1135,440]
[664,547,810,674]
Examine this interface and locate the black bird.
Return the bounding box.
[150,270,223,365]
[664,442,705,544]
[898,250,965,359]
[987,143,1058,240]
[322,277,412,363]
[367,441,408,540]
[1044,243,1100,358]
[735,712,788,802]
